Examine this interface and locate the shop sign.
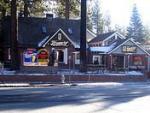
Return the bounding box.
[48,33,69,47]
[122,45,137,53]
[50,40,69,47]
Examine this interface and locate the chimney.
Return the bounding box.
[46,14,53,20]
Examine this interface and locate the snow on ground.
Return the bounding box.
[126,71,143,75]
[0,67,144,76]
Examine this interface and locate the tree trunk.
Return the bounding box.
[1,8,6,18]
[24,0,29,17]
[80,0,87,72]
[11,0,20,70]
[65,0,70,19]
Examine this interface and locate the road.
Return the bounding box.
[0,82,150,113]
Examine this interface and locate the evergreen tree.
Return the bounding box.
[103,12,112,32]
[18,0,46,17]
[92,0,104,35]
[0,0,11,18]
[56,0,80,19]
[143,26,150,43]
[127,4,145,43]
[86,0,93,31]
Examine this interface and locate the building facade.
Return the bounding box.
[0,16,95,70]
[1,16,149,72]
[89,32,150,71]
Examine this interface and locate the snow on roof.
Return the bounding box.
[38,36,49,47]
[90,42,116,53]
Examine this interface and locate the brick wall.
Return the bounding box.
[0,74,147,83]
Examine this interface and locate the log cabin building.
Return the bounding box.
[0,16,95,70]
[0,16,150,72]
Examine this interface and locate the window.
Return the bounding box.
[76,53,80,60]
[132,56,143,65]
[93,56,100,65]
[75,52,80,64]
[8,48,11,60]
[23,49,49,66]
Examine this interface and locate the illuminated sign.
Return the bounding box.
[122,45,137,53]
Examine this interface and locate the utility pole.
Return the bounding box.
[80,0,87,72]
[11,0,20,70]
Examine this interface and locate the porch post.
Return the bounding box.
[128,54,130,71]
[110,54,112,70]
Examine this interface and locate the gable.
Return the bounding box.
[43,29,76,47]
[103,32,126,45]
[87,29,96,42]
[109,39,149,55]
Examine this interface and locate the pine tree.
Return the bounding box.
[0,0,11,18]
[103,12,112,32]
[127,4,145,43]
[86,0,93,31]
[56,0,80,19]
[19,0,46,17]
[92,0,104,35]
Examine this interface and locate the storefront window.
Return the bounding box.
[23,49,49,66]
[132,56,143,65]
[112,55,124,68]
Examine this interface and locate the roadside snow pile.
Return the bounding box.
[0,83,30,87]
[126,71,143,76]
[0,70,16,75]
[104,71,144,76]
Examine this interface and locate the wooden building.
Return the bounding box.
[89,32,150,71]
[1,16,150,72]
[0,16,95,69]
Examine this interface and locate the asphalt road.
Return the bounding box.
[0,82,150,113]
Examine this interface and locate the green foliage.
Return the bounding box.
[0,0,47,18]
[0,0,11,18]
[127,4,145,43]
[29,0,46,16]
[18,0,46,17]
[56,0,80,18]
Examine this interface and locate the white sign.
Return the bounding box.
[50,40,69,47]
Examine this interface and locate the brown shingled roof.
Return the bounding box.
[89,32,115,43]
